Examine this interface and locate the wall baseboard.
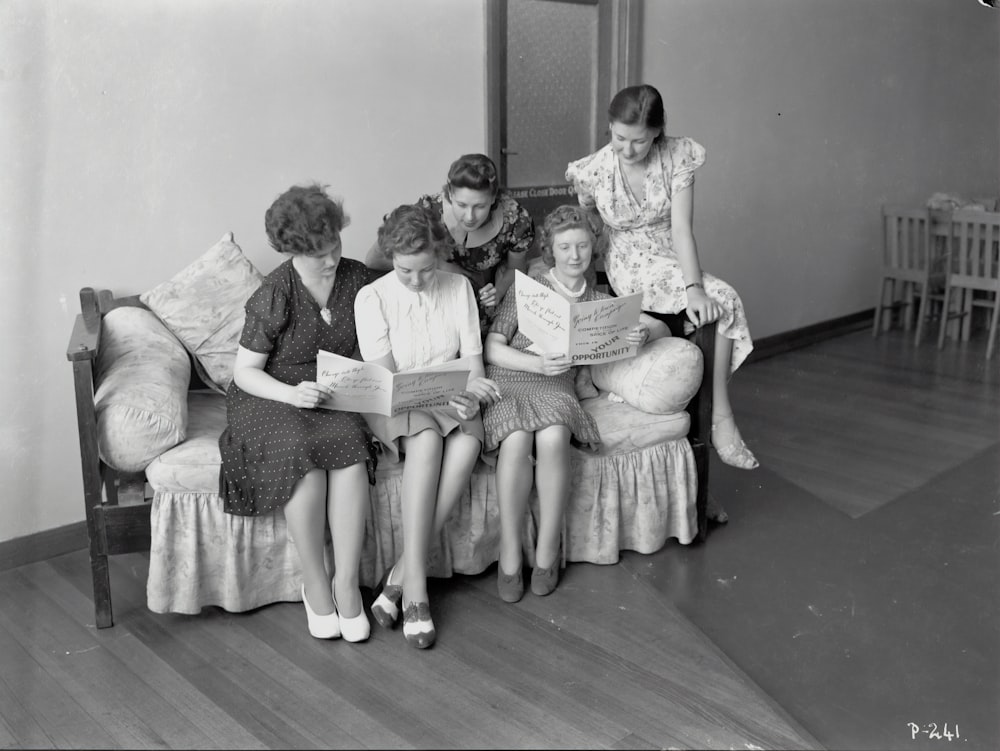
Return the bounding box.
[1,309,876,573]
[0,522,89,573]
[745,309,874,365]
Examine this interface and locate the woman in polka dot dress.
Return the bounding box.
[219,184,382,643]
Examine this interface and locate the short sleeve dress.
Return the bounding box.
[354,269,485,463]
[219,258,382,516]
[414,191,535,339]
[566,136,753,373]
[481,272,601,458]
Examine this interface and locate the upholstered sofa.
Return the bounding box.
[67,233,714,628]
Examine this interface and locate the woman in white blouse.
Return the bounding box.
[355,203,500,649]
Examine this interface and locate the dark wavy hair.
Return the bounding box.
[264,183,349,256]
[538,205,602,268]
[443,153,500,205]
[376,203,451,261]
[608,84,666,143]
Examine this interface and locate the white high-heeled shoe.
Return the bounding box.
[332,582,370,643]
[711,412,759,470]
[301,584,341,639]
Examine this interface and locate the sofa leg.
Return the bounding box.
[90,550,114,628]
[691,438,709,542]
[90,507,114,628]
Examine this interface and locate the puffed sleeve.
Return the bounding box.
[354,284,392,362]
[668,137,706,195]
[488,281,520,342]
[455,275,484,357]
[565,150,602,209]
[239,281,288,354]
[503,196,535,257]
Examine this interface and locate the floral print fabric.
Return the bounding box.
[566,137,753,372]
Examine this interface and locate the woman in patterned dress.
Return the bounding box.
[219,184,381,643]
[482,205,662,602]
[356,203,501,649]
[566,84,758,470]
[365,153,534,339]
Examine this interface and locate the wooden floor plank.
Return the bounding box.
[28,557,268,751]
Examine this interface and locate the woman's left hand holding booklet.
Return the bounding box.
[316,350,472,417]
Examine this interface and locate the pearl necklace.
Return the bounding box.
[548,269,587,299]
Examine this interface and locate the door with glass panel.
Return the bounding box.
[486,0,640,224]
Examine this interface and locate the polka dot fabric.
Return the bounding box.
[219,258,383,516]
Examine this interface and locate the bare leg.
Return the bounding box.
[710,334,758,470]
[433,431,482,538]
[388,431,481,586]
[327,462,369,619]
[397,429,443,605]
[284,469,334,614]
[532,425,571,570]
[495,430,534,575]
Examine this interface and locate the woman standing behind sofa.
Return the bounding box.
[219,184,381,643]
[482,205,661,603]
[355,203,501,649]
[566,84,757,470]
[365,153,534,338]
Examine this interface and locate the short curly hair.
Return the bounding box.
[376,203,451,261]
[538,205,602,267]
[264,184,349,256]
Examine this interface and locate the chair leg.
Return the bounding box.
[873,277,888,337]
[937,283,953,349]
[961,290,973,342]
[987,292,1000,360]
[902,281,914,331]
[914,280,931,346]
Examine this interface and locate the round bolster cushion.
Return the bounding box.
[94,306,191,472]
[589,336,704,414]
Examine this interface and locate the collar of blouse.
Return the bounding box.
[440,193,505,248]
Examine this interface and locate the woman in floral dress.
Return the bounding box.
[366,153,534,339]
[566,84,757,470]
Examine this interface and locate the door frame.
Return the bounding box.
[485,0,643,185]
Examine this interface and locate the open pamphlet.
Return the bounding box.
[514,270,643,364]
[316,351,472,417]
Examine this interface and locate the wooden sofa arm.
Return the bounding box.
[66,287,153,628]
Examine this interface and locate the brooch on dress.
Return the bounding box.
[320,308,332,326]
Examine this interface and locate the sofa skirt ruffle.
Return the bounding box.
[147,437,696,615]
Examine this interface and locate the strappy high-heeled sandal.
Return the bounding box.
[711,412,759,470]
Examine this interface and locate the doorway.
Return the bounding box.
[486,0,642,225]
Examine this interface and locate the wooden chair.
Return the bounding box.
[873,205,948,345]
[937,208,1000,359]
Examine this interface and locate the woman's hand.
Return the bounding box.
[626,322,650,348]
[539,352,573,377]
[450,391,481,420]
[684,287,722,327]
[478,283,498,309]
[466,376,502,407]
[290,381,333,409]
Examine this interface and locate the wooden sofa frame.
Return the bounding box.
[67,286,716,629]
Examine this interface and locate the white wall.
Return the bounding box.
[0,0,486,544]
[641,0,999,338]
[1,0,997,546]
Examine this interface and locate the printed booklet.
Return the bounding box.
[317,351,472,417]
[514,270,642,364]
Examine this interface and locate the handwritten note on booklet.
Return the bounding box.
[317,351,472,417]
[514,270,643,364]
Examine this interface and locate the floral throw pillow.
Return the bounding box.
[140,232,263,394]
